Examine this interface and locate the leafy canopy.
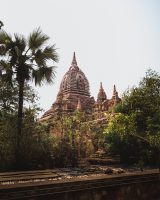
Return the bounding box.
[0,28,59,86]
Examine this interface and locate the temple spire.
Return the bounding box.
[113,85,116,96]
[100,82,103,89]
[112,85,119,102]
[71,52,77,65]
[97,82,107,102]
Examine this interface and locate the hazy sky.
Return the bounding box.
[1,0,160,112]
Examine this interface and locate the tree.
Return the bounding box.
[104,69,160,166]
[0,80,55,171]
[104,113,142,163]
[0,106,55,171]
[0,28,58,168]
[116,69,160,144]
[0,79,38,113]
[48,111,94,167]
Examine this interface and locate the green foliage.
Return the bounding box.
[90,122,106,151]
[0,28,59,86]
[0,108,55,171]
[104,69,160,165]
[104,113,144,163]
[0,112,16,170]
[117,69,160,146]
[0,27,58,169]
[105,113,136,139]
[0,80,54,171]
[0,79,38,112]
[49,111,94,167]
[0,80,18,112]
[18,109,55,170]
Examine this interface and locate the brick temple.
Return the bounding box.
[41,52,121,121]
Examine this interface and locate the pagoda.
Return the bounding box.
[41,53,121,121]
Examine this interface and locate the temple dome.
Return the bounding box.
[59,52,90,97]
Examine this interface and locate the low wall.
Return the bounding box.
[0,171,159,200]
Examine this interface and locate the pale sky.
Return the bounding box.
[1,0,160,113]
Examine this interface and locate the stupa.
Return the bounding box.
[41,52,121,121]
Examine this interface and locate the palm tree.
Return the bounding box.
[0,28,58,168]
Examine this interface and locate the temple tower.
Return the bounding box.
[41,53,121,121]
[97,82,107,103]
[41,52,95,120]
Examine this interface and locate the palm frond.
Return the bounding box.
[32,66,56,86]
[0,60,8,68]
[14,34,26,52]
[34,45,59,66]
[0,31,14,57]
[28,27,49,50]
[42,45,59,62]
[34,49,46,66]
[0,60,13,84]
[0,28,58,88]
[0,45,6,55]
[0,30,12,45]
[43,66,56,84]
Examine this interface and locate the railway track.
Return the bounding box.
[0,170,159,199]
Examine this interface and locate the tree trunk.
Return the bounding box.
[158,148,160,172]
[15,79,24,170]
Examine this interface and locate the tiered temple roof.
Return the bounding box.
[41,53,121,121]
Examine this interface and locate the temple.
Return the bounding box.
[41,52,121,121]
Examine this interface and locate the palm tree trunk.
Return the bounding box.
[15,79,24,169]
[158,148,160,172]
